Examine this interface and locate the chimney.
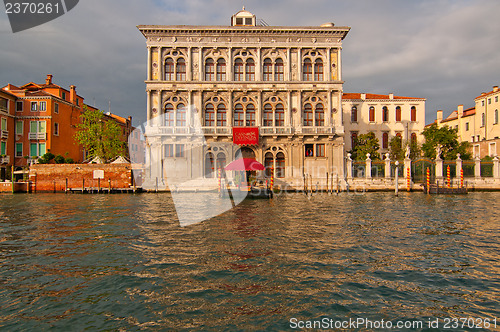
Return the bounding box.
[493,86,499,92]
[437,110,443,123]
[70,85,77,104]
[457,105,464,117]
[45,74,53,85]
[360,93,366,100]
[389,93,394,100]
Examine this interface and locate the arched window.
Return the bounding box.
[275,58,284,81]
[315,104,324,126]
[204,103,214,126]
[164,103,174,126]
[396,132,402,138]
[276,152,285,178]
[245,59,255,81]
[165,58,174,80]
[396,106,401,122]
[234,59,244,81]
[217,104,226,127]
[216,152,226,172]
[216,59,226,81]
[303,103,313,126]
[369,106,375,122]
[275,103,285,126]
[246,104,256,126]
[204,152,214,178]
[351,106,358,122]
[314,59,323,81]
[382,106,389,122]
[382,132,389,149]
[176,103,186,126]
[263,58,272,81]
[303,59,312,81]
[263,104,273,126]
[205,58,214,81]
[234,103,244,126]
[411,133,417,143]
[264,152,274,177]
[176,58,186,81]
[411,106,417,122]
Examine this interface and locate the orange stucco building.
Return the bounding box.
[1,75,133,177]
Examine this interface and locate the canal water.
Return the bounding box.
[0,192,499,331]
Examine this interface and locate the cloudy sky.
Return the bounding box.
[1,0,500,126]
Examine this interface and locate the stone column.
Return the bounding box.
[475,156,481,178]
[456,153,462,179]
[385,153,391,179]
[146,90,151,122]
[346,153,353,180]
[404,157,411,179]
[157,47,162,81]
[493,156,499,179]
[156,90,162,126]
[435,157,443,181]
[147,46,152,81]
[228,92,233,127]
[365,153,372,179]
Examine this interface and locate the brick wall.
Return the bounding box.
[29,164,132,192]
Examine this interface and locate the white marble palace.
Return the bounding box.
[137,8,425,191]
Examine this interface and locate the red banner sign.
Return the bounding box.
[233,127,259,145]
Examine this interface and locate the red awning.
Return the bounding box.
[224,158,265,171]
[233,127,258,145]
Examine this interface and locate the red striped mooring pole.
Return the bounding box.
[426,167,430,194]
[447,165,451,188]
[460,169,464,188]
[406,167,411,192]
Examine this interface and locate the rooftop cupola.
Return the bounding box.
[231,6,256,26]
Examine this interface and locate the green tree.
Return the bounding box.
[75,106,125,162]
[422,124,471,160]
[389,136,404,160]
[351,132,380,160]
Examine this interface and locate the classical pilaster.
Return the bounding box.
[327,48,332,81]
[338,49,342,81]
[198,48,203,81]
[157,47,162,81]
[287,91,292,127]
[147,46,152,81]
[257,48,262,81]
[188,47,193,81]
[229,47,233,81]
[286,48,291,81]
[147,90,151,122]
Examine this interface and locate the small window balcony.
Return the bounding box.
[1,130,8,139]
[29,132,47,140]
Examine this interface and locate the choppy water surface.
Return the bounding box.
[0,192,499,331]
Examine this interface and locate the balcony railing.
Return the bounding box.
[29,132,47,140]
[202,127,233,135]
[260,127,294,135]
[0,155,10,164]
[297,127,336,135]
[1,130,8,139]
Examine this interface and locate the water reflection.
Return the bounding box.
[0,192,499,330]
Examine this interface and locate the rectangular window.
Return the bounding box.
[54,123,59,136]
[76,99,79,106]
[305,144,314,157]
[54,103,59,113]
[316,144,325,157]
[488,98,491,104]
[482,100,485,106]
[39,101,46,111]
[62,92,66,100]
[164,144,174,157]
[30,121,46,134]
[0,97,7,111]
[465,122,469,131]
[30,143,37,157]
[39,143,46,156]
[31,102,37,111]
[16,120,23,134]
[16,101,23,112]
[175,144,185,157]
[0,141,6,155]
[16,143,23,157]
[496,96,498,103]
[1,118,6,131]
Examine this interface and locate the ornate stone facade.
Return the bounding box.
[138,9,350,190]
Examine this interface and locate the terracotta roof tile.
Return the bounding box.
[342,93,424,100]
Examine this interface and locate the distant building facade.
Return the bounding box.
[430,85,500,158]
[342,93,426,154]
[1,75,133,173]
[138,8,350,190]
